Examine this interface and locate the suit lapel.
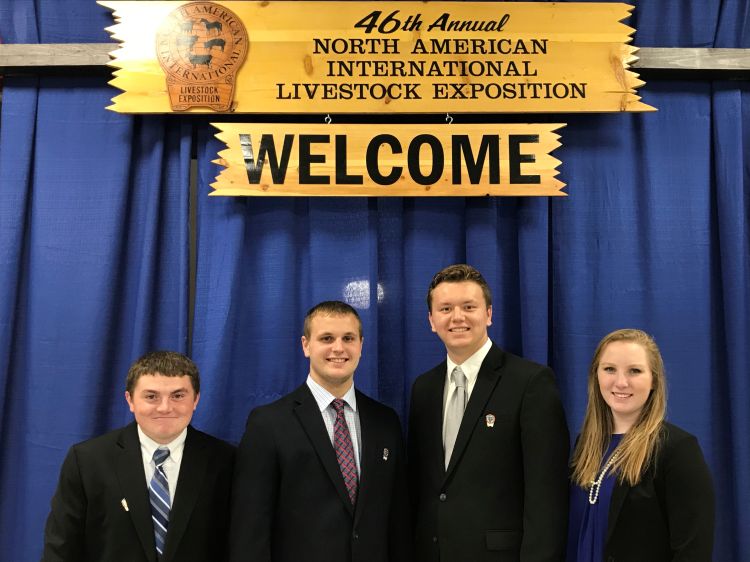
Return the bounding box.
[293,384,355,516]
[115,423,158,562]
[606,437,660,544]
[444,345,503,480]
[162,426,207,562]
[423,363,449,480]
[353,392,374,526]
[606,480,629,544]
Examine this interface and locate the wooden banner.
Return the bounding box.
[100,1,654,114]
[211,123,565,196]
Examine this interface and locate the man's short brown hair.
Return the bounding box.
[125,350,200,394]
[426,264,493,310]
[303,301,363,339]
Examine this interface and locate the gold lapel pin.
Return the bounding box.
[485,414,496,428]
[121,498,129,512]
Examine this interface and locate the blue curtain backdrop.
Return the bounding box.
[1,1,748,561]
[0,2,193,560]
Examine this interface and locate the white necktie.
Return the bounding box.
[444,365,467,469]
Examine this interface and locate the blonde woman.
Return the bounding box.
[567,329,715,561]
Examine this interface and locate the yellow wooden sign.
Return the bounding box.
[211,123,565,196]
[100,1,654,114]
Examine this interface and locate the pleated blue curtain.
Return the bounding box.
[706,3,750,553]
[0,3,193,560]
[707,82,750,561]
[0,0,748,561]
[0,88,194,561]
[191,5,749,562]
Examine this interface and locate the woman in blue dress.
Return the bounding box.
[567,329,714,562]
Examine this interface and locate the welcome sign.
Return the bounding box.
[100,1,653,114]
[211,123,565,196]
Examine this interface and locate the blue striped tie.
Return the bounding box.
[149,447,171,558]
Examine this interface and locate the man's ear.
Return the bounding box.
[125,391,135,413]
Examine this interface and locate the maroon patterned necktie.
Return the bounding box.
[332,398,358,504]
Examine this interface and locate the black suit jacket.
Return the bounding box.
[409,344,570,562]
[42,423,235,562]
[229,383,411,562]
[603,422,715,562]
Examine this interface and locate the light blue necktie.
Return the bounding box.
[149,447,171,558]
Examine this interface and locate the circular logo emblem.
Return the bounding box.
[156,2,248,111]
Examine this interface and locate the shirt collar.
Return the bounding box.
[446,337,493,387]
[306,374,358,413]
[137,425,188,465]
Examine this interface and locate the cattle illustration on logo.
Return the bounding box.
[156,2,248,111]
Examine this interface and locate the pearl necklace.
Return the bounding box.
[588,450,620,505]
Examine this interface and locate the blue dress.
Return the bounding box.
[567,434,623,562]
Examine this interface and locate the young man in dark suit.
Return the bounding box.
[42,351,234,562]
[409,264,570,562]
[230,300,411,562]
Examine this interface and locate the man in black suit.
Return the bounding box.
[42,351,234,562]
[230,300,410,562]
[409,264,569,562]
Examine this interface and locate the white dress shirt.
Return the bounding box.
[306,375,362,475]
[442,337,493,436]
[137,425,187,502]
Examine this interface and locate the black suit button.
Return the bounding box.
[432,536,438,543]
[439,493,447,501]
[353,531,359,540]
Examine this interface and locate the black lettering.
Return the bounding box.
[508,135,540,184]
[335,135,363,184]
[366,135,402,185]
[408,135,443,185]
[298,135,329,184]
[452,135,500,184]
[427,13,449,31]
[240,134,294,184]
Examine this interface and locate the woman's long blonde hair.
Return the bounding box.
[571,329,666,487]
